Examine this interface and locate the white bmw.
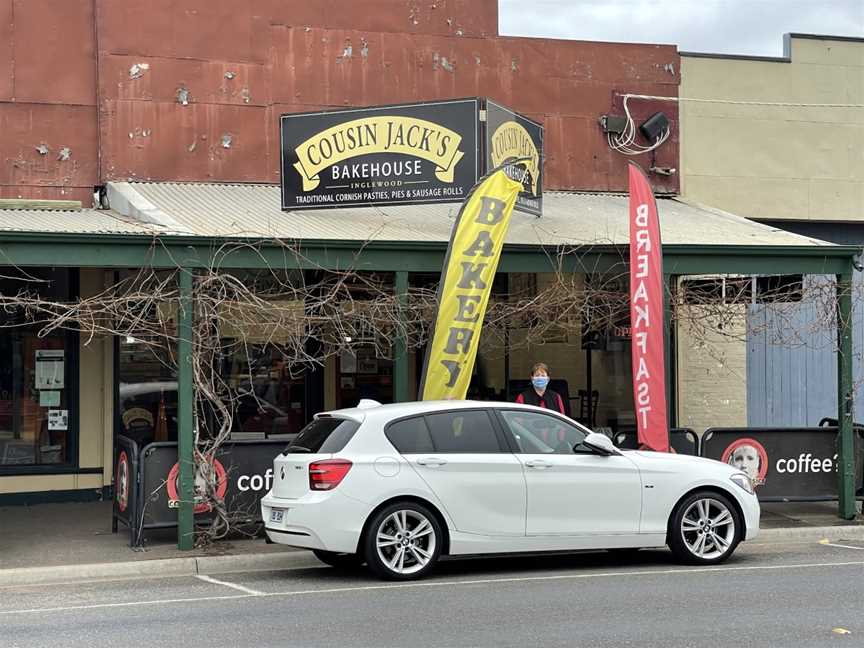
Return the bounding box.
[262,400,760,580]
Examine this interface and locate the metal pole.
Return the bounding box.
[504,324,511,402]
[177,269,195,550]
[837,269,856,519]
[664,274,677,429]
[586,347,593,427]
[393,271,409,403]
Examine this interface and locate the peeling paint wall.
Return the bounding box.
[0,0,99,203]
[1,1,680,199]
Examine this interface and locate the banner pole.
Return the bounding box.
[394,271,409,403]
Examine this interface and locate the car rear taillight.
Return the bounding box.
[309,459,352,490]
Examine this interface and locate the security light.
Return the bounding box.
[639,112,669,142]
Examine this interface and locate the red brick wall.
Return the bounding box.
[0,1,679,202]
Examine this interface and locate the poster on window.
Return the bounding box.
[48,409,68,431]
[35,350,64,389]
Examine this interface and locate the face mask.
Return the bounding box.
[532,376,550,390]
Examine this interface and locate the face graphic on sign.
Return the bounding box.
[722,438,768,486]
[166,457,228,514]
[115,451,129,513]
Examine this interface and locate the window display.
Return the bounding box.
[0,268,75,470]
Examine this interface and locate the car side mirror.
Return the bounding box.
[582,432,618,456]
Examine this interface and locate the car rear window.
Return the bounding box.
[283,417,359,454]
[386,416,435,453]
[424,410,501,453]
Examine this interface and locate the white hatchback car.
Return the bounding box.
[262,400,760,580]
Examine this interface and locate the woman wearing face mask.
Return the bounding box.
[515,362,566,414]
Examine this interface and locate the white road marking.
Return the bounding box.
[195,574,263,596]
[819,539,864,551]
[3,559,864,616]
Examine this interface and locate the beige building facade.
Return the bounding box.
[677,34,864,432]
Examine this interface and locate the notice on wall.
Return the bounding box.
[35,350,65,389]
[340,350,357,374]
[48,409,68,431]
[39,390,61,407]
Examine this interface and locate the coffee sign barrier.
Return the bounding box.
[280,98,544,213]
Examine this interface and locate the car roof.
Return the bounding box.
[320,399,563,423]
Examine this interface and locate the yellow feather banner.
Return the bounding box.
[419,168,523,400]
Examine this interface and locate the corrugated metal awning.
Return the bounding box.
[0,206,159,236]
[104,181,835,249]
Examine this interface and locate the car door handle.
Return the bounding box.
[417,457,448,467]
[525,459,552,469]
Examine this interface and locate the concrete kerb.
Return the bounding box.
[3,525,864,588]
[0,551,320,588]
[753,524,864,542]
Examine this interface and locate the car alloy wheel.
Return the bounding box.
[680,497,736,560]
[365,502,442,580]
[670,490,741,565]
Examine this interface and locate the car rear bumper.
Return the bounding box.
[261,489,372,554]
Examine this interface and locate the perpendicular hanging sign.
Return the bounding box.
[484,100,543,216]
[281,99,481,210]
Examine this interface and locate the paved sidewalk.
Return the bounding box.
[760,501,864,530]
[0,499,862,587]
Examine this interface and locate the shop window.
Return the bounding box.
[0,268,77,472]
[680,275,803,305]
[219,344,308,440]
[118,341,309,445]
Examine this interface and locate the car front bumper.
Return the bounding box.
[741,492,761,541]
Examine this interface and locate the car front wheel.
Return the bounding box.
[669,491,741,565]
[364,501,442,580]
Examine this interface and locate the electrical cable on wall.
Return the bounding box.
[606,93,864,157]
[621,94,864,109]
[607,95,671,156]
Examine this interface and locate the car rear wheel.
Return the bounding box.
[364,501,442,580]
[312,549,362,569]
[669,490,741,565]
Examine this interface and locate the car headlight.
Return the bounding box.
[730,473,755,495]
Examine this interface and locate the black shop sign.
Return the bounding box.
[485,100,543,216]
[281,98,544,213]
[281,99,481,210]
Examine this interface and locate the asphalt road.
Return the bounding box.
[2,539,864,648]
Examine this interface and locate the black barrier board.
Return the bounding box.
[113,435,140,545]
[485,100,543,216]
[613,429,699,456]
[701,427,864,501]
[139,441,285,529]
[281,99,480,210]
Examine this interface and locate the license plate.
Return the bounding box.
[270,509,284,523]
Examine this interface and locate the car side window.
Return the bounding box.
[385,416,435,454]
[498,410,590,455]
[424,410,502,453]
